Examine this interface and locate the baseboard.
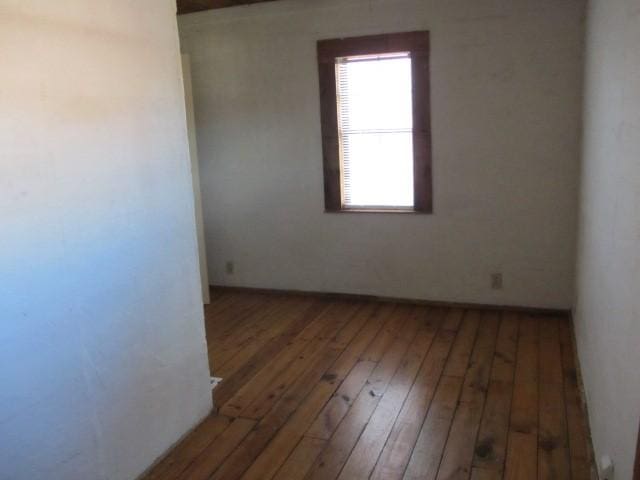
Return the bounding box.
[210,284,570,317]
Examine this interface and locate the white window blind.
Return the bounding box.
[336,53,414,209]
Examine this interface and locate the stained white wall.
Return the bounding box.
[0,2,212,479]
[574,0,640,478]
[179,0,585,309]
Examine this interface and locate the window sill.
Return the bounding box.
[325,208,431,215]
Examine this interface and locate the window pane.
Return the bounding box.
[343,132,414,208]
[337,54,414,209]
[338,56,413,132]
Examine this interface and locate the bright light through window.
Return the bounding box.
[337,53,414,209]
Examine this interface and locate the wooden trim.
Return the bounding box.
[177,0,277,14]
[317,31,429,62]
[317,58,341,211]
[325,208,425,215]
[411,46,433,213]
[210,285,571,317]
[317,31,432,214]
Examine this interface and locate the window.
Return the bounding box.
[317,31,432,213]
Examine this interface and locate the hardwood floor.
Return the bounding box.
[144,291,593,480]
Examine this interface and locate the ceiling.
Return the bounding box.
[177,0,278,14]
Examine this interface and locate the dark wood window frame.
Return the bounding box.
[317,31,432,214]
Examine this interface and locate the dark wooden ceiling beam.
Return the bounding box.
[177,0,278,15]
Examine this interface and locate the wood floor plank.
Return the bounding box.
[473,314,519,473]
[305,305,411,441]
[402,311,484,480]
[441,307,464,332]
[212,302,287,374]
[220,301,347,417]
[538,318,570,480]
[213,297,299,372]
[238,302,362,419]
[471,467,502,480]
[435,312,500,480]
[325,303,389,380]
[245,306,394,480]
[207,308,258,354]
[491,312,519,383]
[144,415,232,480]
[338,308,441,480]
[305,307,423,480]
[272,437,326,480]
[214,297,319,382]
[210,294,278,345]
[237,305,384,480]
[403,375,465,480]
[216,299,305,379]
[443,310,481,377]
[176,418,256,480]
[144,293,589,480]
[213,299,327,408]
[361,304,412,361]
[203,294,235,325]
[209,302,377,480]
[207,294,272,343]
[504,432,537,480]
[205,292,247,319]
[504,316,539,480]
[538,385,570,480]
[305,359,377,441]
[538,318,564,386]
[371,312,456,480]
[472,380,514,473]
[210,348,343,479]
[241,361,376,480]
[509,317,539,434]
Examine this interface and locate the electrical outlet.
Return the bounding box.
[225,261,234,275]
[491,273,503,290]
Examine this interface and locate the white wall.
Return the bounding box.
[574,0,640,478]
[179,0,585,310]
[0,2,212,479]
[183,54,211,304]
